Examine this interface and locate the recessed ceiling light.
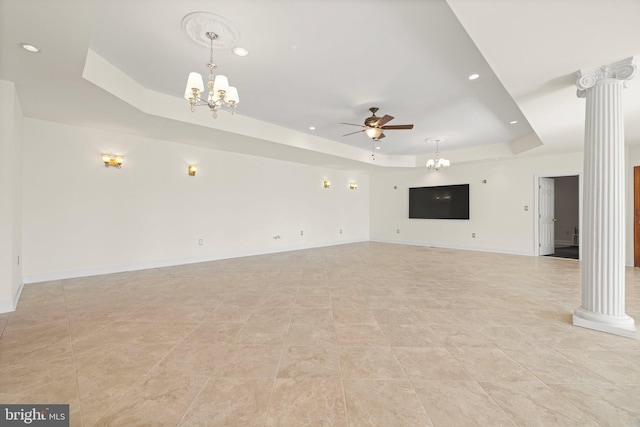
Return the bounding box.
[509,120,518,124]
[468,73,479,80]
[309,126,316,130]
[375,146,381,150]
[232,47,249,57]
[20,43,40,53]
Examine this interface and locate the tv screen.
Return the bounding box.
[409,184,470,220]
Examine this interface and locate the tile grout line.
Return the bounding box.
[175,316,222,426]
[61,278,86,427]
[84,293,211,425]
[154,307,225,426]
[176,286,268,424]
[385,328,437,426]
[329,280,353,426]
[443,342,529,427]
[259,265,298,427]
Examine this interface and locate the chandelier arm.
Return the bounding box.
[205,99,238,112]
[191,98,210,107]
[206,99,220,109]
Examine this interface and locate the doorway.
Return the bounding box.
[535,174,581,259]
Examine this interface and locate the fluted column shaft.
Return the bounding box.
[573,57,636,338]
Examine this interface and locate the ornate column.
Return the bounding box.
[573,57,637,338]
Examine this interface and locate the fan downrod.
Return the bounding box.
[365,107,380,127]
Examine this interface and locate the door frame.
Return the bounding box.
[538,177,556,256]
[534,172,582,257]
[634,166,640,266]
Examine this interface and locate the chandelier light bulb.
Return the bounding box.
[226,86,239,105]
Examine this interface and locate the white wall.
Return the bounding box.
[18,115,640,285]
[0,80,24,312]
[22,119,369,282]
[370,152,584,256]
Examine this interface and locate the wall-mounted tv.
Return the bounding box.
[409,184,470,220]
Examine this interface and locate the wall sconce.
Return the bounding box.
[349,182,358,190]
[188,164,198,176]
[323,180,331,188]
[102,153,124,168]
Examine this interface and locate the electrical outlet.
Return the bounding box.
[300,230,304,236]
[524,205,529,211]
[198,239,203,246]
[472,233,476,238]
[396,229,400,234]
[339,229,343,234]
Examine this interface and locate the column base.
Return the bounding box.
[573,307,636,338]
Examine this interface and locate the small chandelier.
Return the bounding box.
[184,31,239,118]
[426,137,450,171]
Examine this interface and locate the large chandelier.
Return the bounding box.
[184,31,239,118]
[426,137,450,171]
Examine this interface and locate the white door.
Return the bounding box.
[539,177,555,256]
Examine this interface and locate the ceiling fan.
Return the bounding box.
[342,107,414,140]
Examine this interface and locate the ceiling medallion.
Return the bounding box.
[182,12,240,49]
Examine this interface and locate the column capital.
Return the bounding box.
[576,56,637,98]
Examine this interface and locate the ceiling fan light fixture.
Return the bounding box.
[342,107,413,141]
[366,127,383,139]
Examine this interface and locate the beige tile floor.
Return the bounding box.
[1,242,640,426]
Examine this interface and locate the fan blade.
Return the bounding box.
[342,129,365,137]
[381,124,414,130]
[376,115,394,126]
[341,122,365,128]
[377,132,386,140]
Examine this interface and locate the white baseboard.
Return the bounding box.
[22,239,367,284]
[0,281,24,314]
[370,238,535,257]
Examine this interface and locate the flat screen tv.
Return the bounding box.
[409,184,470,220]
